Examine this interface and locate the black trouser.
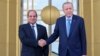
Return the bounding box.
[66,49,70,56]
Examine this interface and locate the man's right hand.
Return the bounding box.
[38,39,46,47]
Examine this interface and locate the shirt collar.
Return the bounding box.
[65,15,73,21]
[30,23,37,27]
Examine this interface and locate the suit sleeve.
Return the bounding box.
[46,19,59,45]
[79,18,87,55]
[42,27,49,56]
[18,25,37,47]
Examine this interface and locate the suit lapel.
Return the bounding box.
[27,23,33,35]
[69,15,77,37]
[27,23,37,41]
[62,16,68,37]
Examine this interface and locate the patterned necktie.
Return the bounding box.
[31,26,36,39]
[66,18,71,37]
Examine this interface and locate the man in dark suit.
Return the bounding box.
[38,2,87,56]
[19,10,48,56]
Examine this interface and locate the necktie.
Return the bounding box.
[31,26,36,39]
[66,19,71,37]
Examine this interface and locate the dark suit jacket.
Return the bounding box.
[19,23,48,56]
[47,15,87,56]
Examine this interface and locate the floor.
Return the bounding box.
[50,52,58,56]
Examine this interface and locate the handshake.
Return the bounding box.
[38,39,47,47]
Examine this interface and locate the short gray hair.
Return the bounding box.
[62,2,73,8]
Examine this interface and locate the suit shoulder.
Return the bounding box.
[56,16,65,21]
[19,24,27,26]
[19,24,27,28]
[73,15,84,21]
[74,15,83,19]
[58,16,65,20]
[37,24,46,29]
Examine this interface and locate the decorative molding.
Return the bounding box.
[16,0,21,56]
[79,0,84,17]
[91,0,94,56]
[6,0,9,56]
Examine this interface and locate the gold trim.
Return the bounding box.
[79,0,84,17]
[16,0,21,56]
[6,0,9,56]
[91,0,94,56]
